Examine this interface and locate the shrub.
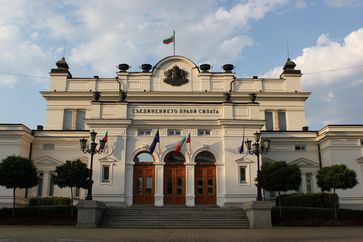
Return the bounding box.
[0,206,77,218]
[29,197,71,206]
[276,193,338,208]
[271,207,363,226]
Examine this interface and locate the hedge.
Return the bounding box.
[29,197,71,206]
[272,206,363,226]
[0,206,76,218]
[276,193,338,208]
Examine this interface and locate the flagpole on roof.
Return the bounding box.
[173,30,176,56]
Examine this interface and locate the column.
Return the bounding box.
[154,162,164,207]
[185,163,195,207]
[125,162,134,206]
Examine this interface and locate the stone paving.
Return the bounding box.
[1,226,363,241]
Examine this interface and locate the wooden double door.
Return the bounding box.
[195,165,216,204]
[164,164,186,204]
[133,164,155,204]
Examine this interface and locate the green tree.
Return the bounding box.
[52,159,90,216]
[0,155,38,218]
[317,164,358,219]
[260,160,301,216]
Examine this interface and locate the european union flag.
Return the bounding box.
[148,129,159,154]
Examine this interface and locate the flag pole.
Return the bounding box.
[173,30,175,56]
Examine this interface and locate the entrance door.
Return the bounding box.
[195,165,216,204]
[163,152,186,204]
[194,151,217,205]
[133,165,155,204]
[164,165,185,204]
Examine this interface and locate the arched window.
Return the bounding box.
[164,152,185,164]
[134,151,154,163]
[195,151,216,164]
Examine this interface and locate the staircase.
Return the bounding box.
[99,206,250,228]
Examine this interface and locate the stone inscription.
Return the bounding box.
[132,108,219,114]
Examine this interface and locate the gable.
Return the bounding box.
[33,156,64,167]
[289,157,319,168]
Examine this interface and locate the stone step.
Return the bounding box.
[99,207,250,228]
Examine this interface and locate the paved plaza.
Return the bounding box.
[1,226,363,242]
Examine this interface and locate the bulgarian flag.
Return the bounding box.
[102,131,108,142]
[174,133,190,155]
[163,34,175,44]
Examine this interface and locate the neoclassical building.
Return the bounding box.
[0,55,362,208]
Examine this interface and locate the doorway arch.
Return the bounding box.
[133,151,155,204]
[164,151,186,204]
[194,151,216,204]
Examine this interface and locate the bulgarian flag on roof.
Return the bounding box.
[102,131,108,142]
[163,34,175,44]
[174,133,190,155]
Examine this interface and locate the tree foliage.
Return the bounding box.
[317,164,358,192]
[52,159,89,216]
[317,164,358,220]
[260,160,302,192]
[0,155,38,217]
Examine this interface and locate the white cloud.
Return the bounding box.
[264,28,363,129]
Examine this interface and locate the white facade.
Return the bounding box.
[1,56,362,208]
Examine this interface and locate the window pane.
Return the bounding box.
[265,111,273,131]
[76,110,86,130]
[278,111,287,131]
[306,172,313,193]
[208,178,213,194]
[240,167,246,183]
[48,174,54,197]
[138,129,151,136]
[63,110,72,130]
[75,187,80,197]
[102,166,110,182]
[167,176,173,194]
[37,172,43,197]
[195,151,216,163]
[146,176,152,194]
[168,129,181,136]
[134,152,154,163]
[137,177,142,194]
[197,177,203,194]
[177,177,183,194]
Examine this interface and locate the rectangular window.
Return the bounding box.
[76,110,86,130]
[295,145,307,151]
[167,129,181,136]
[265,111,273,131]
[239,167,246,184]
[138,129,152,136]
[146,176,152,194]
[208,178,214,194]
[63,110,72,130]
[102,165,110,183]
[198,129,211,136]
[48,172,55,197]
[197,177,203,194]
[37,172,44,197]
[306,172,313,193]
[75,187,80,198]
[177,177,183,194]
[278,111,287,131]
[43,144,55,150]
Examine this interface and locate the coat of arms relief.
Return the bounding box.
[164,65,189,86]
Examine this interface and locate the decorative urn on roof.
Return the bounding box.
[200,64,211,72]
[118,63,130,72]
[140,64,152,72]
[222,64,235,73]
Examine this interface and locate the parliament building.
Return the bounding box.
[0,55,362,209]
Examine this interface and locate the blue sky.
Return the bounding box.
[0,0,362,130]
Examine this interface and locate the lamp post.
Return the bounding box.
[245,132,270,201]
[80,130,106,200]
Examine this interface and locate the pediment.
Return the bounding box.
[99,155,117,163]
[33,156,64,167]
[236,154,254,163]
[289,157,319,168]
[357,156,363,164]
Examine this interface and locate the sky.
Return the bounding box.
[0,0,362,130]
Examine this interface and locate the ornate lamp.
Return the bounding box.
[80,130,106,200]
[245,132,270,201]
